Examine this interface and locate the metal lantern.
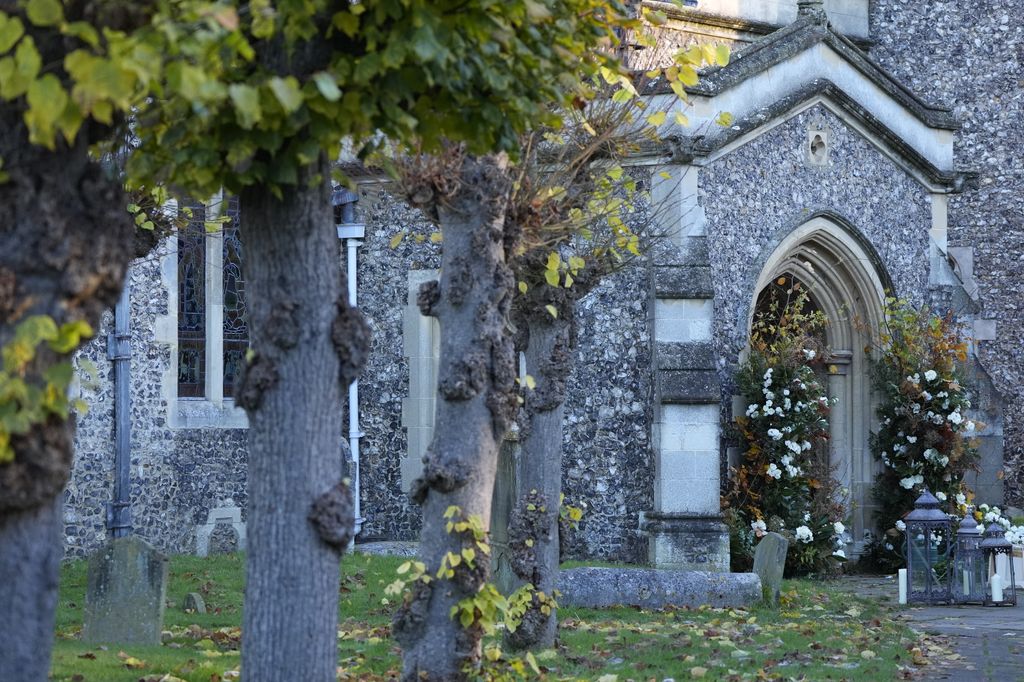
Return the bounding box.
[980,522,1018,607]
[952,508,986,604]
[903,489,952,604]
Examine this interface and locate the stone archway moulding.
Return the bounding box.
[743,213,891,555]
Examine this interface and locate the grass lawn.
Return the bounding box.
[52,552,940,681]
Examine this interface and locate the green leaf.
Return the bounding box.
[410,25,445,62]
[525,651,541,675]
[62,21,99,48]
[645,111,666,127]
[25,73,68,148]
[544,269,559,287]
[48,319,92,354]
[268,76,303,113]
[25,0,63,27]
[0,14,25,53]
[715,44,731,67]
[228,83,261,128]
[312,72,341,102]
[43,362,73,386]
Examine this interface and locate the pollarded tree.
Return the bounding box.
[387,37,730,676]
[124,1,662,680]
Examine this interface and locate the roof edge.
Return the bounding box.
[664,80,967,190]
[644,12,956,131]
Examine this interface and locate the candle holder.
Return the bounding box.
[902,489,952,605]
[980,522,1017,607]
[952,508,986,604]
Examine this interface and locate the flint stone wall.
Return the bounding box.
[868,0,1024,506]
[67,185,655,563]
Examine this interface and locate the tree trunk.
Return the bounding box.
[506,314,572,651]
[0,103,135,678]
[238,160,368,681]
[0,496,62,681]
[394,154,517,681]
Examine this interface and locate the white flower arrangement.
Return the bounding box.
[795,525,814,543]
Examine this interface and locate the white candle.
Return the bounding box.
[992,573,1004,603]
[898,568,908,604]
[963,570,971,597]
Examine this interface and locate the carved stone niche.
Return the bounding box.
[806,117,832,168]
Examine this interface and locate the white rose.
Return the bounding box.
[766,463,782,480]
[899,477,916,490]
[895,520,906,531]
[924,370,937,382]
[767,428,783,441]
[795,525,814,543]
[834,521,846,535]
[936,492,947,501]
[956,493,967,506]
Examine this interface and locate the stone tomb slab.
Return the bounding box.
[557,567,761,609]
[752,532,789,606]
[83,536,168,645]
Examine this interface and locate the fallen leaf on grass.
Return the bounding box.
[861,650,877,660]
[690,666,708,678]
[117,651,146,669]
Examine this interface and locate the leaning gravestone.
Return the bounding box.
[752,532,789,606]
[83,536,168,644]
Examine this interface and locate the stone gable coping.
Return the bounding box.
[644,12,955,131]
[668,80,972,190]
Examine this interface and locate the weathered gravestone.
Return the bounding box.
[182,592,207,614]
[752,532,789,606]
[83,536,168,644]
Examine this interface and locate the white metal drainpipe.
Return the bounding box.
[345,233,365,539]
[335,187,365,543]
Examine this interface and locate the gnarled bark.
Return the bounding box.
[505,315,572,651]
[395,153,517,681]
[238,160,368,681]
[0,94,136,677]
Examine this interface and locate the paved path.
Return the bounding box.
[838,575,1024,681]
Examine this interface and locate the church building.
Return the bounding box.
[66,0,1023,572]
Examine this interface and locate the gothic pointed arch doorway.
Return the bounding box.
[748,216,890,556]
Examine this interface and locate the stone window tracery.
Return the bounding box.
[175,197,249,405]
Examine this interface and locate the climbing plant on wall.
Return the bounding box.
[725,282,847,576]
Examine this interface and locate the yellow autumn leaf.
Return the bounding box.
[389,231,405,249]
